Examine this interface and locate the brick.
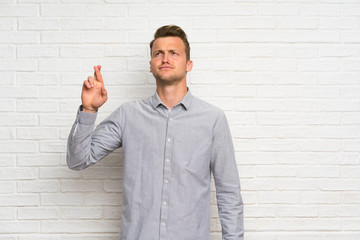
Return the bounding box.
[0,208,14,220]
[343,4,360,16]
[0,18,15,30]
[258,3,299,16]
[257,218,341,231]
[61,180,103,192]
[300,4,340,16]
[319,72,360,85]
[104,180,122,192]
[257,166,297,177]
[0,32,40,44]
[60,207,103,219]
[277,205,318,217]
[169,5,211,16]
[0,5,38,17]
[342,31,360,43]
[85,193,122,206]
[42,31,84,44]
[319,17,359,29]
[235,126,275,138]
[299,86,339,98]
[17,73,58,86]
[0,45,15,58]
[39,113,78,127]
[319,100,360,111]
[259,192,300,204]
[255,59,297,71]
[18,180,59,193]
[86,4,126,16]
[17,100,58,112]
[41,193,84,206]
[0,221,39,233]
[0,128,15,140]
[129,4,170,17]
[276,46,317,58]
[277,17,318,29]
[17,154,60,167]
[319,45,359,57]
[0,181,15,194]
[41,4,85,17]
[278,179,319,190]
[257,86,298,97]
[17,127,58,140]
[60,46,104,58]
[18,207,58,219]
[104,17,147,30]
[235,17,276,29]
[302,192,340,203]
[82,220,121,233]
[18,18,59,30]
[41,220,83,233]
[240,179,275,191]
[194,17,234,29]
[0,60,36,71]
[61,18,103,30]
[103,206,121,219]
[0,194,39,206]
[0,154,15,167]
[17,45,59,58]
[0,142,38,153]
[212,3,255,16]
[40,167,82,179]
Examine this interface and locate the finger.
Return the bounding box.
[101,85,107,96]
[83,80,92,89]
[87,76,94,87]
[94,65,104,83]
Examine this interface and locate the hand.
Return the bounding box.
[81,65,108,112]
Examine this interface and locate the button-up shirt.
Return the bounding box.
[67,89,244,240]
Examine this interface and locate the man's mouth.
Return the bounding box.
[159,65,173,70]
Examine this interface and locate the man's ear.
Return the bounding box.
[186,60,193,72]
[149,60,152,72]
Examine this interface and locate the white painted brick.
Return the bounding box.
[61,180,103,192]
[255,59,297,71]
[17,100,58,113]
[0,59,36,71]
[104,180,122,192]
[320,17,359,29]
[0,142,38,153]
[41,220,83,233]
[39,59,81,72]
[18,18,59,30]
[235,126,275,138]
[213,3,255,16]
[276,46,318,58]
[39,114,77,127]
[17,154,60,167]
[82,167,122,179]
[342,4,360,16]
[342,30,360,43]
[18,180,59,193]
[85,193,122,206]
[41,193,84,206]
[0,128,15,140]
[103,206,121,219]
[298,59,341,72]
[323,233,360,240]
[0,155,15,167]
[60,46,103,58]
[0,32,40,44]
[193,17,234,29]
[17,73,58,86]
[319,72,360,85]
[18,207,58,220]
[258,3,299,16]
[61,207,103,219]
[60,234,119,240]
[257,218,341,231]
[39,167,82,179]
[299,86,339,98]
[0,194,39,206]
[235,99,274,112]
[61,18,103,30]
[41,4,85,17]
[302,192,340,204]
[85,4,126,17]
[235,17,276,29]
[256,166,297,177]
[190,72,234,84]
[319,205,359,217]
[258,192,300,204]
[128,4,170,17]
[0,181,16,194]
[245,205,276,218]
[278,179,319,190]
[319,100,360,111]
[103,17,147,30]
[235,72,276,85]
[0,5,38,17]
[241,179,275,191]
[42,31,84,44]
[0,208,14,220]
[0,18,15,30]
[300,4,340,16]
[277,17,318,29]
[277,205,318,217]
[82,220,121,233]
[17,45,59,58]
[0,221,39,233]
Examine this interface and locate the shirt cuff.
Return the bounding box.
[78,105,97,125]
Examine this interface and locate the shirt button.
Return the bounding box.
[166,158,170,163]
[163,201,167,205]
[167,138,171,142]
[164,179,169,183]
[162,222,166,226]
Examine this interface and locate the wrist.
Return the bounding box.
[81,105,98,113]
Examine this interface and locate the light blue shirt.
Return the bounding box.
[67,89,244,240]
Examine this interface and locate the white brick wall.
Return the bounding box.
[1,0,359,239]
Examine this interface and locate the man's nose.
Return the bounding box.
[162,53,169,63]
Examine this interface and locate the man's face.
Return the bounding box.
[150,36,192,85]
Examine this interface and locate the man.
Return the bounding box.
[67,25,244,240]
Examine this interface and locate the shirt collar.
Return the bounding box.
[150,87,193,111]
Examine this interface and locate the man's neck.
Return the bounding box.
[156,81,188,110]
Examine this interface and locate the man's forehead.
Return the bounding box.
[152,36,185,51]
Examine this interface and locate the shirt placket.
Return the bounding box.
[159,110,174,239]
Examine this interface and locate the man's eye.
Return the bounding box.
[155,52,162,56]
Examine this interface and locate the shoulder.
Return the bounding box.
[190,95,225,119]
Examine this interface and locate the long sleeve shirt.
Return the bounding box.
[67,89,244,240]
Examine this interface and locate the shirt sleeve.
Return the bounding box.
[66,106,123,170]
[210,111,244,240]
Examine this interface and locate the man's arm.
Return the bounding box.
[66,65,122,170]
[210,112,244,240]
